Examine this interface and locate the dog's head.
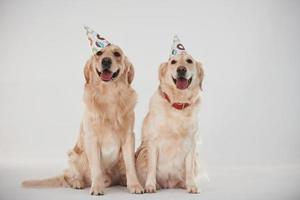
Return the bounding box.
[84,44,134,85]
[159,52,204,91]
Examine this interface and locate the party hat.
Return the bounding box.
[84,26,111,55]
[170,35,186,58]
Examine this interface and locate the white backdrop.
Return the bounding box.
[0,0,300,199]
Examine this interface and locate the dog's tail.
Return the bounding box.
[22,175,68,188]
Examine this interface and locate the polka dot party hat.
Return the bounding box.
[170,35,186,58]
[84,26,111,55]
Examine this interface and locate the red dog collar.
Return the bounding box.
[160,90,191,110]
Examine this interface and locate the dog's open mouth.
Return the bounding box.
[172,76,192,90]
[96,68,120,82]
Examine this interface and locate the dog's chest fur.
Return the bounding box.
[155,114,196,179]
[83,83,136,167]
[146,92,199,183]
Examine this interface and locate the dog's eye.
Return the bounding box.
[113,52,121,57]
[186,59,193,64]
[171,60,177,64]
[96,51,103,56]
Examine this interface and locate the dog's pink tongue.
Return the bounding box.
[176,78,189,89]
[101,71,113,81]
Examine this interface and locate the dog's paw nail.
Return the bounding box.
[70,179,84,189]
[145,184,156,193]
[128,184,144,194]
[90,185,104,195]
[187,185,200,194]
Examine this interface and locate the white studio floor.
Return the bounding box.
[1,161,299,200]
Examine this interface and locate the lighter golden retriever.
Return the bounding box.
[22,44,144,195]
[135,52,204,193]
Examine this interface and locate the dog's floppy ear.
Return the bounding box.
[196,61,204,90]
[159,62,168,83]
[84,58,93,84]
[124,57,134,84]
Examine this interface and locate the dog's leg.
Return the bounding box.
[185,148,200,194]
[66,142,87,189]
[84,133,105,195]
[122,132,144,194]
[64,158,85,189]
[145,143,158,193]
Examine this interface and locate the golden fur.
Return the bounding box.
[22,45,143,195]
[135,52,204,193]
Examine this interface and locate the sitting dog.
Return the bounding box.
[22,27,144,195]
[135,36,204,193]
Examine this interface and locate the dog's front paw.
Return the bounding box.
[128,184,144,194]
[187,185,200,194]
[145,184,157,193]
[70,179,84,189]
[90,184,105,196]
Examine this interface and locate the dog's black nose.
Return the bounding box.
[102,57,112,69]
[177,66,187,77]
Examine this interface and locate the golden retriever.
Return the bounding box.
[135,52,204,193]
[22,44,144,195]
